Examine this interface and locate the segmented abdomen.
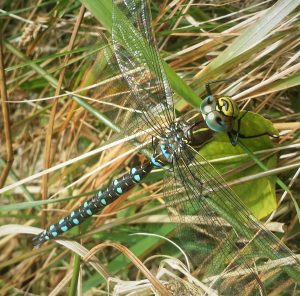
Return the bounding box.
[32,161,154,247]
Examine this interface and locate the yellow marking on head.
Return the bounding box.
[218,96,239,117]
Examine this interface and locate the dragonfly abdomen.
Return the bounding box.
[32,160,156,247]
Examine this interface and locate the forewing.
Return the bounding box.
[112,0,175,134]
[92,45,157,142]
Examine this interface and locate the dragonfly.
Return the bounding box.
[33,0,300,294]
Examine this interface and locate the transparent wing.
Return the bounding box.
[101,45,166,140]
[164,145,300,295]
[87,46,153,144]
[112,0,175,135]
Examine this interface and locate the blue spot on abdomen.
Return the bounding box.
[73,218,80,225]
[134,174,141,182]
[131,167,141,182]
[61,226,68,232]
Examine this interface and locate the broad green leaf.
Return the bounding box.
[200,112,278,218]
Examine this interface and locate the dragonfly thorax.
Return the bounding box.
[153,122,190,164]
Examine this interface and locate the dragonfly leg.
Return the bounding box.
[230,111,279,144]
[238,131,279,140]
[151,136,155,150]
[230,110,248,145]
[205,79,231,96]
[227,132,237,146]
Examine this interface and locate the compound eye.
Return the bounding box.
[203,104,213,115]
[216,116,225,127]
[206,95,214,103]
[200,95,215,114]
[204,111,229,133]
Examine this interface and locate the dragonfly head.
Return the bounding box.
[200,95,239,133]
